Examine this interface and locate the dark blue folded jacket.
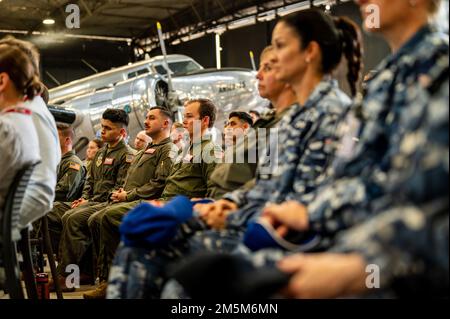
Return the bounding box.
[120,196,194,248]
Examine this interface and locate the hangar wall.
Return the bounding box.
[40,41,132,89]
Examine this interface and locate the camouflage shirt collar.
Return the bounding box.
[148,137,172,148]
[61,150,76,160]
[275,104,294,119]
[299,78,336,110]
[106,138,126,152]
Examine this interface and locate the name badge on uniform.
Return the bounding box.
[69,162,81,171]
[104,157,115,165]
[126,154,135,163]
[145,148,156,155]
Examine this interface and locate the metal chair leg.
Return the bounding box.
[42,216,64,299]
[2,239,24,299]
[19,228,38,299]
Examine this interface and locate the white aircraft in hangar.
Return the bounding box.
[48,52,269,156]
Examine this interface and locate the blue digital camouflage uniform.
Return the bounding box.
[221,24,449,264]
[303,25,448,245]
[107,79,353,298]
[329,74,449,298]
[108,25,448,299]
[160,38,450,300]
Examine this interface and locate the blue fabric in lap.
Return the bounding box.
[243,219,321,252]
[120,196,194,248]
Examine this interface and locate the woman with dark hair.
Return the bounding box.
[0,36,61,230]
[272,10,362,98]
[0,44,40,223]
[106,8,364,299]
[259,0,449,298]
[200,9,363,234]
[164,0,447,299]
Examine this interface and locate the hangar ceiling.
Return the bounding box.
[0,0,335,41]
[0,0,198,39]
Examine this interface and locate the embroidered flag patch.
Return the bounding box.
[104,158,114,165]
[69,163,81,171]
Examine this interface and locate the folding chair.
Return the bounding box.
[0,164,36,299]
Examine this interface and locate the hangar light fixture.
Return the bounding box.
[43,18,55,25]
[257,10,276,22]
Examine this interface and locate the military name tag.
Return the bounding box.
[69,163,81,171]
[104,157,115,165]
[145,148,156,155]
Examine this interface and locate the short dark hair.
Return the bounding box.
[229,111,254,127]
[57,123,74,140]
[187,99,217,128]
[149,106,174,122]
[102,109,129,127]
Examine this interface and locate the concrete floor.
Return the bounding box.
[1,282,97,299]
[1,256,97,300]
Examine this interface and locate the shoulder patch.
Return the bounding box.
[126,154,135,163]
[69,162,81,171]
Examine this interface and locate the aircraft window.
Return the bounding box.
[136,69,150,76]
[127,68,150,79]
[154,61,201,76]
[154,65,168,75]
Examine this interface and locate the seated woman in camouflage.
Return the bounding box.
[107,8,362,299]
[164,0,449,299]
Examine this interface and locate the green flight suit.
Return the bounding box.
[54,150,85,202]
[161,135,221,200]
[94,134,220,280]
[208,106,292,199]
[48,139,134,276]
[88,138,174,279]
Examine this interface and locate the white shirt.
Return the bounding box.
[0,108,40,221]
[19,96,60,228]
